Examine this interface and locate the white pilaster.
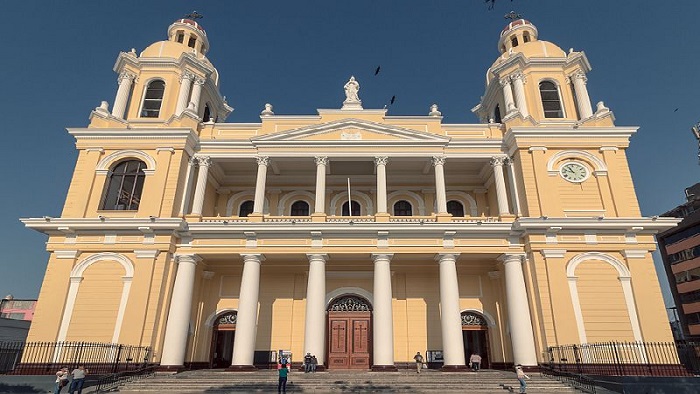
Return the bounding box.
[500,254,538,366]
[490,157,511,215]
[572,72,593,119]
[160,254,199,367]
[112,72,136,119]
[511,72,529,118]
[437,253,466,367]
[372,253,395,368]
[314,157,328,214]
[175,72,194,115]
[190,77,205,113]
[304,254,327,364]
[190,156,211,216]
[231,254,264,368]
[375,157,388,214]
[432,156,448,214]
[253,156,269,214]
[179,157,197,216]
[504,157,522,216]
[500,78,517,115]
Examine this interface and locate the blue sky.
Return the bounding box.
[1,1,699,310]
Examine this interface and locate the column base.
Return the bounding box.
[227,365,257,371]
[375,213,390,222]
[247,213,264,223]
[184,214,202,222]
[371,365,398,372]
[436,213,453,223]
[156,364,185,373]
[311,213,327,222]
[441,365,469,372]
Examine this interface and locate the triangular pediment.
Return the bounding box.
[251,118,449,144]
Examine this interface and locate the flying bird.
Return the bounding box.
[390,95,396,105]
[374,66,381,76]
[674,108,679,112]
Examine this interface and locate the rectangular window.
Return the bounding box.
[176,31,185,43]
[188,36,196,48]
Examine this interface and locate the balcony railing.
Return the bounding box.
[200,215,500,224]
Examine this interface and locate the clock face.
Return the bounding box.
[559,162,589,183]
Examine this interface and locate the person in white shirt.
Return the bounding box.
[69,365,88,394]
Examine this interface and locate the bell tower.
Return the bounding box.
[101,17,231,125]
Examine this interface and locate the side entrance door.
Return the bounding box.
[327,311,371,369]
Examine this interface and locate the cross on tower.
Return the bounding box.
[185,11,203,20]
[504,11,522,20]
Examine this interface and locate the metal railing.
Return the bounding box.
[545,341,700,377]
[95,364,157,392]
[540,367,597,393]
[0,341,151,375]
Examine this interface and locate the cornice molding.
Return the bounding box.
[513,217,680,234]
[22,218,187,236]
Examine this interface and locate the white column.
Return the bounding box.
[572,72,593,119]
[112,71,136,118]
[175,72,194,115]
[511,72,529,118]
[500,254,538,366]
[189,77,205,113]
[432,156,448,214]
[490,157,511,215]
[504,157,522,216]
[190,156,211,216]
[253,156,269,214]
[372,253,395,368]
[314,156,328,214]
[160,255,199,367]
[500,77,517,115]
[231,254,264,368]
[437,253,466,367]
[179,157,197,216]
[304,254,327,364]
[375,157,388,214]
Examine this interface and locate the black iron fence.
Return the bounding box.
[545,341,700,376]
[0,341,151,375]
[95,364,157,392]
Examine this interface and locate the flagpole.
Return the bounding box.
[347,178,353,216]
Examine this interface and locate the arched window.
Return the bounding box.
[393,200,413,216]
[539,81,564,118]
[188,36,197,48]
[291,201,310,216]
[238,200,254,217]
[203,104,212,122]
[102,160,146,210]
[511,36,518,47]
[523,32,531,43]
[447,200,465,217]
[176,30,185,43]
[494,104,502,123]
[342,201,361,216]
[141,80,165,118]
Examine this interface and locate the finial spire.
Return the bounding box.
[185,11,204,20]
[504,11,522,20]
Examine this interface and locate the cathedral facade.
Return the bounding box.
[23,18,678,371]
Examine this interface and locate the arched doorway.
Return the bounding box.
[461,311,490,369]
[210,311,236,368]
[327,295,372,369]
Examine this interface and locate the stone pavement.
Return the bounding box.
[116,368,580,393]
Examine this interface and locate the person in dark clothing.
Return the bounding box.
[304,352,312,373]
[278,361,289,394]
[310,355,318,372]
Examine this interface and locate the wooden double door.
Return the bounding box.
[463,328,490,368]
[327,311,371,369]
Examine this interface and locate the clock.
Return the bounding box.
[559,162,589,183]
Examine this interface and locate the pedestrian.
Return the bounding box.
[69,365,88,394]
[304,352,312,373]
[310,355,317,372]
[515,364,530,394]
[278,361,289,394]
[413,351,424,374]
[54,367,69,394]
[469,353,482,372]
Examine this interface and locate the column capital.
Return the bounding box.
[241,253,265,264]
[175,254,201,265]
[510,71,526,83]
[374,156,388,166]
[118,71,137,84]
[435,253,460,263]
[572,71,588,83]
[188,156,198,166]
[431,156,446,166]
[193,77,206,85]
[314,156,329,166]
[490,156,506,167]
[256,156,270,166]
[371,253,394,262]
[196,156,212,168]
[306,253,328,262]
[503,156,514,166]
[499,77,511,87]
[498,253,525,265]
[202,271,215,280]
[179,72,195,83]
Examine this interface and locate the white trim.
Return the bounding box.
[329,191,374,215]
[136,78,166,120]
[547,151,607,176]
[387,190,426,216]
[134,249,160,259]
[225,191,269,216]
[55,250,79,259]
[459,308,497,327]
[444,192,478,217]
[326,287,373,307]
[111,277,132,343]
[565,252,643,343]
[278,191,315,215]
[204,308,238,328]
[621,250,648,259]
[95,150,157,176]
[537,78,567,119]
[540,249,567,258]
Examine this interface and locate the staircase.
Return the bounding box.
[115,369,581,393]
